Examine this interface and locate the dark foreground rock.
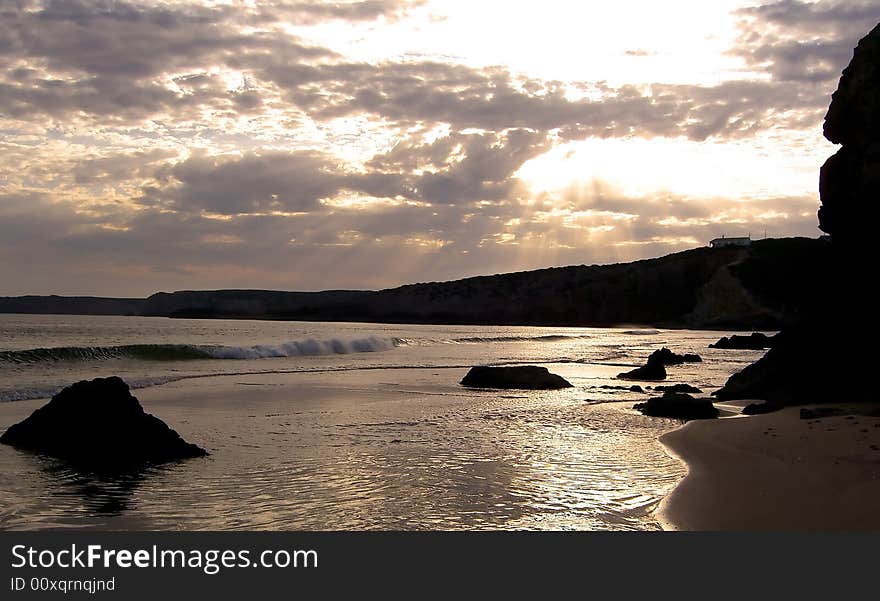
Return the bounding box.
[799,407,848,420]
[716,24,880,406]
[655,383,703,394]
[460,366,573,390]
[710,332,776,350]
[713,327,875,404]
[0,377,207,470]
[742,401,784,415]
[633,392,719,420]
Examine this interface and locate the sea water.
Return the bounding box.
[0,314,767,530]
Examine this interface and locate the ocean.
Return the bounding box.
[0,314,766,530]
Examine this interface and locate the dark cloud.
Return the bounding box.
[140,151,408,214]
[252,0,426,24]
[264,59,831,141]
[0,0,331,121]
[2,0,860,139]
[732,0,880,83]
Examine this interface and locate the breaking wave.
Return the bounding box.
[0,336,400,365]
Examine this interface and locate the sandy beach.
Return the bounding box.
[659,404,880,530]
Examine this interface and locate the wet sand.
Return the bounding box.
[659,404,880,530]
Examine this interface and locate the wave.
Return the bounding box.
[621,329,660,335]
[0,336,399,365]
[395,334,591,346]
[453,334,590,343]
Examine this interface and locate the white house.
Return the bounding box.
[709,236,751,248]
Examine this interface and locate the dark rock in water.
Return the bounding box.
[742,401,784,415]
[633,392,718,420]
[617,361,667,381]
[460,366,573,390]
[598,384,644,392]
[648,347,702,365]
[0,377,207,470]
[655,383,703,394]
[710,332,776,350]
[617,347,700,381]
[800,407,847,420]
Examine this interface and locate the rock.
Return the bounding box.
[617,347,700,381]
[799,407,847,420]
[823,23,880,150]
[0,377,207,470]
[742,401,784,415]
[654,383,703,394]
[648,347,702,365]
[709,332,776,350]
[713,324,874,404]
[598,384,644,392]
[717,24,880,410]
[618,362,667,381]
[633,392,719,420]
[460,365,573,390]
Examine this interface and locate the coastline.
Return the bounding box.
[657,404,880,531]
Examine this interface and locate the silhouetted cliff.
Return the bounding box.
[2,238,828,329]
[716,23,880,405]
[0,295,144,316]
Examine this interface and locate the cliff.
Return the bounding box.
[1,237,826,329]
[715,23,880,405]
[0,295,145,316]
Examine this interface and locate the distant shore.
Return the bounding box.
[0,238,830,331]
[658,404,880,530]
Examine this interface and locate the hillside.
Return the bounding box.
[1,238,830,330]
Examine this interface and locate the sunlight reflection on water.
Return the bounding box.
[0,320,765,530]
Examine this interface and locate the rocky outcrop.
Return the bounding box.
[741,401,783,415]
[647,348,702,365]
[654,383,703,394]
[0,377,207,470]
[460,366,573,390]
[820,23,880,253]
[599,384,644,392]
[710,332,776,350]
[633,392,718,420]
[715,23,880,405]
[617,361,666,382]
[617,348,701,381]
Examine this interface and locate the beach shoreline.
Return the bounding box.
[657,404,880,531]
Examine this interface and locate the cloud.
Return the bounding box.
[732,0,880,83]
[0,0,856,295]
[139,150,407,214]
[261,58,833,141]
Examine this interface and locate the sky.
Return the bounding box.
[1,0,878,296]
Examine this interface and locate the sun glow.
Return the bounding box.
[516,132,833,201]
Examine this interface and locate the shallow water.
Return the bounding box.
[0,315,767,530]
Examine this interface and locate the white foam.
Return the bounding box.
[204,336,397,359]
